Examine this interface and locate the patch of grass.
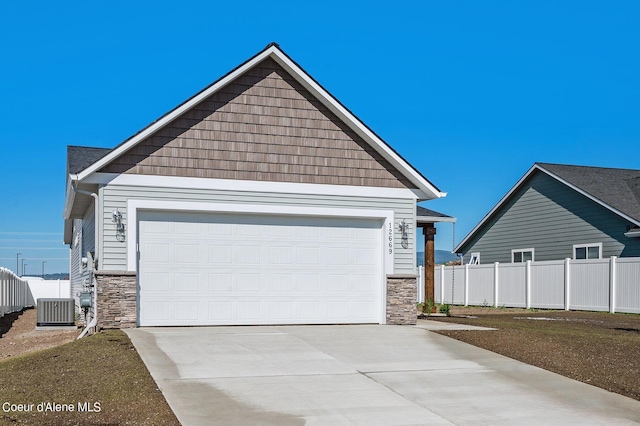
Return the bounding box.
[0,330,179,425]
[432,309,640,401]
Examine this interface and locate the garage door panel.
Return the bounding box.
[144,243,170,263]
[237,301,262,320]
[269,301,293,320]
[270,247,293,264]
[138,211,383,326]
[174,221,199,234]
[268,274,293,292]
[208,301,233,320]
[174,302,199,320]
[175,245,198,264]
[353,301,376,319]
[209,245,233,264]
[142,272,170,292]
[296,247,320,265]
[237,245,261,264]
[237,273,261,292]
[327,275,350,293]
[208,273,233,292]
[327,302,350,320]
[142,300,172,322]
[296,275,320,293]
[174,273,198,292]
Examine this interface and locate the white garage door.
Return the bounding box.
[137,211,383,326]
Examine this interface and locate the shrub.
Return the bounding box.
[439,303,451,316]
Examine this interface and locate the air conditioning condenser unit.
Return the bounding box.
[37,298,75,328]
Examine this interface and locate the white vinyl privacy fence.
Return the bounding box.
[0,268,30,318]
[430,257,640,314]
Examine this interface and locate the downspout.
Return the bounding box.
[71,182,100,339]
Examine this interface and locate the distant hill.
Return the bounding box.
[417,250,460,266]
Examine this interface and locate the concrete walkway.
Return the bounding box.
[125,324,640,425]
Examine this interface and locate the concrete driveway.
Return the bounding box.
[125,322,640,425]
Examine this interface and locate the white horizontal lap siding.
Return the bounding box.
[69,219,82,302]
[99,184,415,274]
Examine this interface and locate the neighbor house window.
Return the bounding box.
[512,248,534,263]
[469,252,480,265]
[573,243,602,260]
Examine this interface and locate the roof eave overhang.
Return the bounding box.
[417,215,457,225]
[64,173,98,222]
[62,174,77,245]
[74,45,445,200]
[62,174,78,220]
[624,229,640,238]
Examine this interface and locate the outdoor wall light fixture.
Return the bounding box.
[112,209,126,242]
[398,220,409,249]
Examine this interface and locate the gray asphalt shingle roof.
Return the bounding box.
[67,146,112,175]
[537,163,640,223]
[416,206,454,219]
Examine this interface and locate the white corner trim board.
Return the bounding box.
[126,199,395,274]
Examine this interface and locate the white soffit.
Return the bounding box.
[75,45,445,200]
[416,215,457,224]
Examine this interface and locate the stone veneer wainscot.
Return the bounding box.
[95,271,137,329]
[94,272,418,328]
[386,274,417,325]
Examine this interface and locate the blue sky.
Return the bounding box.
[1,1,638,274]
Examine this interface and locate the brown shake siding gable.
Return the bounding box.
[100,58,415,189]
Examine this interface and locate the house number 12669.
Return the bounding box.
[388,222,393,254]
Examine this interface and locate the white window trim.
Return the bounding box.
[573,242,603,260]
[511,248,535,263]
[469,252,480,265]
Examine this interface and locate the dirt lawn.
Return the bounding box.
[0,308,79,360]
[428,306,640,401]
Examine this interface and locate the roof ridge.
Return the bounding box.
[537,162,640,173]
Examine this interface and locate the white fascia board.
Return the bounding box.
[63,175,77,220]
[417,216,457,224]
[85,172,421,200]
[454,164,540,253]
[75,45,444,199]
[126,198,395,275]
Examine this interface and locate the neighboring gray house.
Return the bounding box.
[455,163,640,264]
[63,43,447,329]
